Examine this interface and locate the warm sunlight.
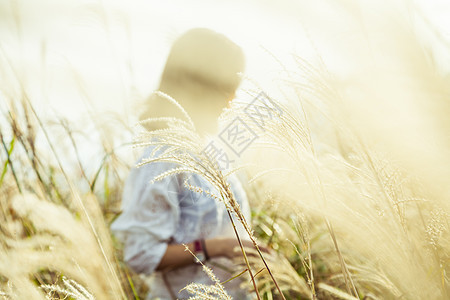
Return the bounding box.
[1,0,450,299]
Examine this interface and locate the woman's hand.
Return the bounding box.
[206,237,271,260]
[156,237,272,271]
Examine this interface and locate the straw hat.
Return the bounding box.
[140,28,245,133]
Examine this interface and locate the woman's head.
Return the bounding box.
[141,28,245,134]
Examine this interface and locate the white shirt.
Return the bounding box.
[111,146,252,299]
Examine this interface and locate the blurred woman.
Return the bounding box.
[111,28,262,299]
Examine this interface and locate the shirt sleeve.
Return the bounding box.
[111,159,180,275]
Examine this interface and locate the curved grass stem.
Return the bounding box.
[226,210,261,300]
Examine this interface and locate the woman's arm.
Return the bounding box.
[155,237,268,271]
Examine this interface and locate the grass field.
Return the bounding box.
[1,1,450,299]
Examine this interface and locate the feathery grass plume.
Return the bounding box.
[317,283,358,300]
[181,245,232,300]
[230,6,450,294]
[231,11,450,294]
[0,193,125,300]
[234,75,449,298]
[1,30,142,295]
[41,276,94,300]
[0,94,132,298]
